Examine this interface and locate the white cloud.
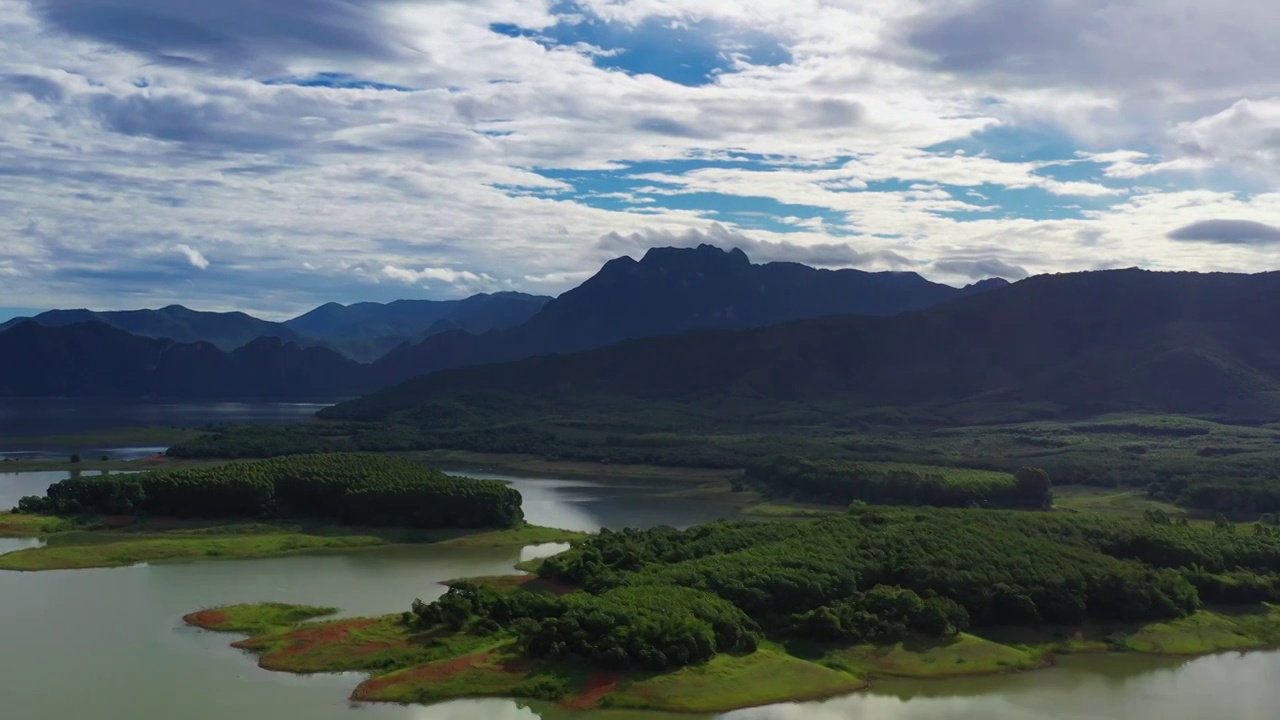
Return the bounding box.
[174,243,209,270]
[0,0,1275,314]
[381,265,495,288]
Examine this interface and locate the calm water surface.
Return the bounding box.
[2,469,1277,720]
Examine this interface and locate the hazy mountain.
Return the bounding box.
[330,269,1280,422]
[284,293,551,361]
[0,305,315,353]
[373,245,1007,384]
[0,321,369,399]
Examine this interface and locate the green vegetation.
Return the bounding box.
[16,453,523,530]
[0,527,386,571]
[186,501,1280,711]
[815,633,1046,679]
[604,649,865,712]
[0,511,583,571]
[744,458,1052,509]
[184,603,337,634]
[1120,606,1280,654]
[0,512,74,537]
[167,409,1280,521]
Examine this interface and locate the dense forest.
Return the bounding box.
[15,454,522,529]
[167,411,1280,518]
[404,508,1280,672]
[744,457,1053,509]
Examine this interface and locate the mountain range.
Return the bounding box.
[327,268,1280,423]
[0,305,317,353]
[372,244,1006,384]
[285,292,550,362]
[0,321,368,399]
[0,245,1010,400]
[0,293,551,363]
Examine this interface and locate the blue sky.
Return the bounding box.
[1,0,1278,319]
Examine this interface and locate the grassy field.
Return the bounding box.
[813,633,1047,679]
[0,512,585,571]
[184,603,337,634]
[604,649,866,713]
[1120,607,1280,654]
[0,531,387,571]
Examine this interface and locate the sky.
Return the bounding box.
[1,0,1278,320]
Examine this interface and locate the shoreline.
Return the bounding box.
[0,512,586,571]
[181,599,1280,714]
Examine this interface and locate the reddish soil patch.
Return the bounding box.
[0,523,21,534]
[184,610,231,629]
[102,515,134,529]
[353,652,494,699]
[348,641,400,655]
[269,618,378,660]
[561,672,622,710]
[142,454,169,464]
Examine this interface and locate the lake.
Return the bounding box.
[2,469,1278,720]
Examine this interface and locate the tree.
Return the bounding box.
[69,453,81,464]
[1014,467,1053,509]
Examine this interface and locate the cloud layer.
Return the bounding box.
[0,0,1278,318]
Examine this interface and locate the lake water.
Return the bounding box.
[2,469,1278,720]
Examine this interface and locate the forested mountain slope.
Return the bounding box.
[371,244,1006,384]
[330,269,1280,422]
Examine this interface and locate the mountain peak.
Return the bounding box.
[638,244,753,270]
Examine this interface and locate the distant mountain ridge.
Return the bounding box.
[0,321,368,399]
[0,305,315,353]
[284,292,551,362]
[372,244,1008,384]
[329,268,1280,423]
[0,245,1009,399]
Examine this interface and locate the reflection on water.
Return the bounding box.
[0,469,138,509]
[721,652,1279,720]
[463,472,741,532]
[0,537,43,554]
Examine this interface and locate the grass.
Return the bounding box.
[0,532,387,571]
[1120,607,1280,654]
[351,648,530,704]
[184,603,337,634]
[0,512,586,571]
[433,525,588,548]
[605,649,865,713]
[815,633,1046,679]
[740,501,841,519]
[1053,486,1189,519]
[0,512,75,537]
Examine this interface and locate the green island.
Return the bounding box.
[181,505,1280,713]
[1,453,583,571]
